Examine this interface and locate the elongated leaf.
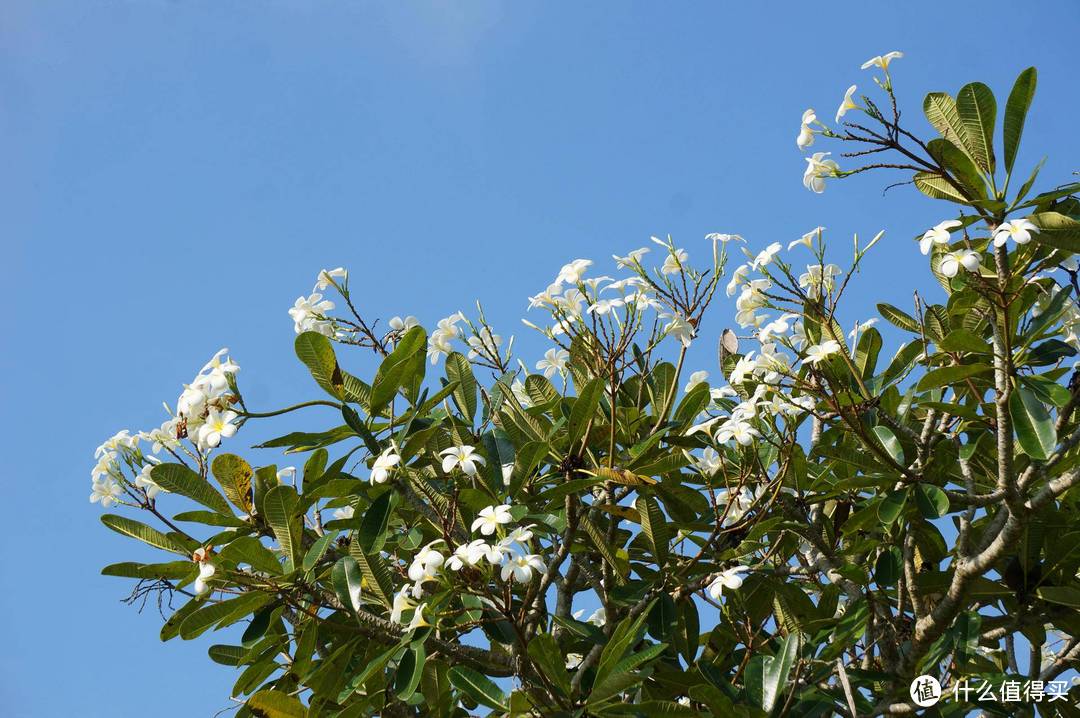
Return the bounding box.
[761,635,799,712]
[395,643,425,700]
[926,138,986,201]
[101,560,194,580]
[332,556,364,612]
[263,485,301,571]
[914,484,950,519]
[527,634,571,697]
[1003,67,1037,175]
[151,463,232,516]
[1030,212,1080,253]
[218,536,284,576]
[246,689,307,718]
[636,495,670,567]
[210,454,254,514]
[208,644,247,666]
[877,303,920,333]
[349,536,394,607]
[956,82,996,174]
[370,326,426,415]
[1010,386,1056,460]
[447,666,507,710]
[871,425,903,464]
[180,592,270,640]
[100,514,190,555]
[295,331,344,399]
[568,377,605,447]
[916,364,991,392]
[444,351,478,423]
[359,490,395,553]
[914,171,970,205]
[302,533,335,572]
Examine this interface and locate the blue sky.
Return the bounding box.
[3,1,1079,715]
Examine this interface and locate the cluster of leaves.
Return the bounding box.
[97,63,1080,717]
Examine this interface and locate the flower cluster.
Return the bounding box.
[89,349,242,508]
[289,268,346,336]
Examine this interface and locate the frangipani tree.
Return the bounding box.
[92,55,1080,717]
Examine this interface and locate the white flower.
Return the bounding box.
[706,233,746,244]
[803,152,839,193]
[467,327,503,362]
[314,267,347,291]
[684,370,709,393]
[503,524,535,545]
[726,264,749,297]
[993,218,1039,248]
[557,259,593,285]
[803,340,841,365]
[588,297,625,315]
[370,448,400,484]
[716,420,760,446]
[941,250,981,278]
[193,559,217,596]
[585,607,606,626]
[750,242,782,270]
[388,315,419,333]
[289,293,336,335]
[799,264,841,295]
[613,247,649,269]
[511,379,533,408]
[501,463,514,486]
[707,565,749,601]
[661,248,689,275]
[90,476,123,507]
[407,603,432,631]
[276,466,296,484]
[565,653,584,669]
[134,459,163,499]
[195,409,238,451]
[472,504,513,536]
[662,313,695,347]
[500,552,545,583]
[440,445,486,476]
[447,539,496,570]
[848,318,880,341]
[533,347,569,378]
[789,227,824,251]
[835,85,859,123]
[861,51,903,71]
[796,108,816,150]
[390,586,417,624]
[696,447,721,475]
[332,505,355,521]
[757,313,799,343]
[408,541,445,585]
[920,219,962,255]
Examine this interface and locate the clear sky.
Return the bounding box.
[2,1,1078,715]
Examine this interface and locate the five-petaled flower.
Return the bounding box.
[941,250,981,278]
[501,552,546,583]
[707,565,750,601]
[440,445,486,476]
[472,504,513,536]
[370,447,401,484]
[803,340,841,365]
[993,218,1039,247]
[920,219,962,255]
[861,51,903,71]
[797,109,816,150]
[835,85,859,123]
[803,153,839,193]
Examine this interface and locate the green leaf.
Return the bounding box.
[877,489,908,526]
[636,495,670,567]
[101,560,194,580]
[1036,586,1080,609]
[956,82,996,174]
[568,377,605,447]
[210,454,254,515]
[526,634,571,697]
[395,643,426,700]
[349,537,395,607]
[926,138,987,201]
[914,171,970,205]
[332,556,364,612]
[342,404,381,455]
[295,331,344,400]
[871,425,903,464]
[877,303,920,333]
[914,484,950,519]
[1030,212,1080,253]
[447,666,508,710]
[302,533,335,572]
[761,634,798,713]
[246,689,307,718]
[263,485,301,571]
[924,92,967,149]
[940,328,990,354]
[444,351,478,423]
[208,644,247,666]
[180,592,270,640]
[359,490,396,554]
[1003,67,1037,175]
[370,326,427,415]
[151,463,232,516]
[100,514,190,555]
[916,364,991,392]
[218,536,284,576]
[1010,386,1057,460]
[875,547,902,587]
